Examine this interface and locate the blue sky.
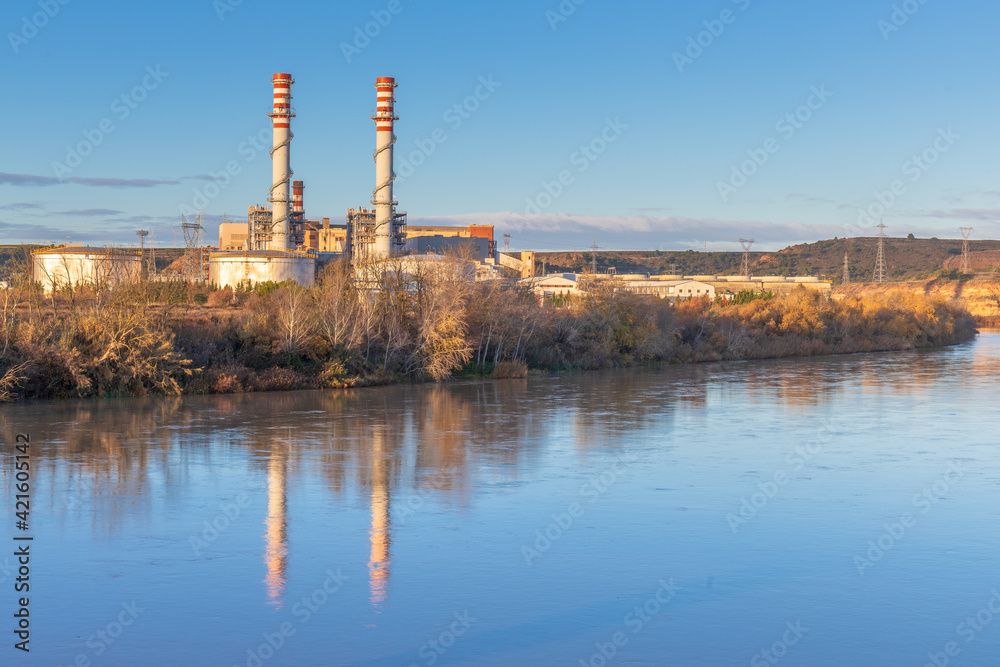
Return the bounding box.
[1,0,997,251]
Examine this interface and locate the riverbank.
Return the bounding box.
[0,270,978,401]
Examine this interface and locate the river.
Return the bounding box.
[3,333,999,666]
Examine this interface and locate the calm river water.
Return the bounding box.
[3,333,999,666]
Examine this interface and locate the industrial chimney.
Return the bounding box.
[292,180,304,246]
[372,77,398,259]
[292,180,304,221]
[268,73,295,251]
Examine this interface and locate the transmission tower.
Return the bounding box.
[591,236,599,274]
[842,252,850,285]
[739,238,755,276]
[503,233,511,253]
[873,221,888,283]
[960,227,974,274]
[182,214,203,247]
[181,213,205,281]
[136,230,150,277]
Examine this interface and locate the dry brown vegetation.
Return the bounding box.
[0,254,978,401]
[838,277,1000,327]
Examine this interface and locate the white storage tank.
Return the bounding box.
[31,246,142,291]
[208,250,316,289]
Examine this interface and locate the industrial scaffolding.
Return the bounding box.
[346,207,406,263]
[249,205,272,251]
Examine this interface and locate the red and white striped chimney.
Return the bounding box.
[268,73,295,251]
[372,77,398,259]
[292,180,304,218]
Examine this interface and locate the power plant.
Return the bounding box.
[208,73,494,289]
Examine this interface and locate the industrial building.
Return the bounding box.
[522,274,583,298]
[31,246,142,291]
[684,275,832,297]
[303,220,347,253]
[222,220,495,261]
[497,251,536,279]
[406,225,497,260]
[403,226,495,261]
[219,220,250,251]
[522,274,717,301]
[614,280,716,299]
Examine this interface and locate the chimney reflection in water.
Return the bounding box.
[264,448,289,608]
[369,425,391,607]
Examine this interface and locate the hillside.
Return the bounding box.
[837,277,1000,326]
[537,237,1000,282]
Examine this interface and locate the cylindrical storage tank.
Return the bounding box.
[208,251,316,289]
[31,247,142,291]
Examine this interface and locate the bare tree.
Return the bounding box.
[272,284,316,358]
[314,258,361,351]
[407,255,474,380]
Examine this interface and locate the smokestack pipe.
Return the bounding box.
[293,181,304,219]
[372,77,398,259]
[268,73,295,251]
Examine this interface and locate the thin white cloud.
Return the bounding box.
[409,212,848,245]
[0,172,180,188]
[54,209,125,217]
[917,208,1000,222]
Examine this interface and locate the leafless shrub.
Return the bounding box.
[271,284,317,358]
